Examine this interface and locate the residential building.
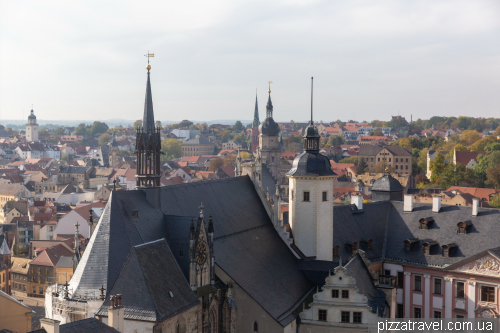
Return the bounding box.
[0,290,35,333]
[0,234,12,293]
[358,145,412,175]
[445,186,500,208]
[222,140,242,150]
[0,183,31,203]
[171,128,201,140]
[11,257,30,294]
[57,166,93,186]
[181,137,216,156]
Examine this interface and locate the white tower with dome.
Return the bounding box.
[26,109,39,142]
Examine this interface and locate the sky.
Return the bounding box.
[0,0,499,123]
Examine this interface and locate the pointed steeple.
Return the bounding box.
[303,77,320,152]
[143,68,156,139]
[266,83,273,119]
[253,92,260,128]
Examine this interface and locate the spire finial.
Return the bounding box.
[311,77,314,124]
[145,52,154,71]
[199,202,205,218]
[268,81,272,94]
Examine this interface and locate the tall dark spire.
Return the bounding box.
[253,91,260,128]
[136,54,161,188]
[143,69,156,139]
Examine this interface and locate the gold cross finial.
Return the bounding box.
[144,52,154,71]
[268,81,273,93]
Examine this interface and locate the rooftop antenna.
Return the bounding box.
[311,77,314,124]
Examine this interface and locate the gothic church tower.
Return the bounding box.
[250,93,260,153]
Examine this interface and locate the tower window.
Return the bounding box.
[303,191,310,202]
[342,290,349,298]
[322,191,327,201]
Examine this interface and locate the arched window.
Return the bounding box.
[253,321,258,332]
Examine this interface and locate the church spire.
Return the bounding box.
[253,91,259,128]
[143,65,156,140]
[303,77,320,152]
[266,82,273,119]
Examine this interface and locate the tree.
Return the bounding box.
[233,121,244,132]
[485,142,500,152]
[240,152,252,159]
[339,156,358,163]
[223,155,236,167]
[189,124,198,130]
[155,121,162,128]
[459,130,481,146]
[89,121,109,137]
[61,155,68,161]
[369,128,384,136]
[486,164,500,189]
[208,157,223,171]
[179,120,193,128]
[489,195,500,209]
[0,125,4,130]
[39,128,49,136]
[133,120,143,128]
[98,133,110,145]
[75,123,88,136]
[416,173,430,185]
[325,135,345,148]
[54,127,65,135]
[369,162,395,174]
[116,150,131,157]
[357,158,367,174]
[430,152,446,183]
[161,138,182,161]
[387,118,408,129]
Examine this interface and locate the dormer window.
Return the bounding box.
[131,210,139,218]
[422,241,438,255]
[442,246,449,257]
[404,239,419,252]
[333,246,339,258]
[367,239,372,251]
[404,241,411,252]
[352,242,358,254]
[419,217,434,229]
[441,243,458,257]
[457,221,472,234]
[423,243,430,255]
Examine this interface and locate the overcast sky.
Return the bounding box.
[0,0,499,123]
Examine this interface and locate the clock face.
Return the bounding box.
[195,241,208,265]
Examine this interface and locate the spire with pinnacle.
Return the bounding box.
[143,59,156,140]
[266,82,273,118]
[253,91,260,128]
[303,77,320,152]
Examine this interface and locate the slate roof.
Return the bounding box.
[182,137,214,145]
[261,164,277,194]
[358,145,411,156]
[69,176,312,326]
[96,239,199,322]
[30,318,120,333]
[287,151,335,177]
[58,166,91,174]
[344,255,387,316]
[371,172,403,192]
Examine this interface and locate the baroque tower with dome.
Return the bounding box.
[26,109,39,142]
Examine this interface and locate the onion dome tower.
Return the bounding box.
[286,77,335,261]
[136,55,161,187]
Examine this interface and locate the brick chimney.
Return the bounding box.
[108,294,124,333]
[40,318,60,333]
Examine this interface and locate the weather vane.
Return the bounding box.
[144,52,154,70]
[268,81,273,93]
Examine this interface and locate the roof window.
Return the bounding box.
[457,221,472,234]
[419,217,434,229]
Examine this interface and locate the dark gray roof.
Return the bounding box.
[344,255,387,316]
[96,239,199,322]
[70,176,311,326]
[182,137,214,145]
[259,94,280,136]
[371,172,403,192]
[298,260,339,286]
[358,145,411,156]
[333,201,500,268]
[56,318,120,333]
[261,164,277,194]
[287,151,335,177]
[59,166,90,174]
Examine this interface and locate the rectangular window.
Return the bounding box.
[332,289,339,298]
[342,290,349,299]
[378,158,380,162]
[397,272,404,288]
[318,309,327,321]
[406,158,409,162]
[414,307,422,318]
[481,286,495,303]
[395,165,398,169]
[456,315,464,319]
[33,287,36,294]
[434,278,442,295]
[341,311,350,323]
[322,191,327,201]
[389,158,391,162]
[39,287,43,295]
[406,165,408,170]
[303,191,310,202]
[353,312,362,323]
[396,158,398,162]
[397,304,404,318]
[434,311,442,318]
[414,275,422,291]
[456,282,465,298]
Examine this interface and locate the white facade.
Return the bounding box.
[54,210,91,239]
[288,175,335,261]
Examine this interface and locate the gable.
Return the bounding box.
[449,254,500,277]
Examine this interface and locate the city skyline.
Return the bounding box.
[1,0,499,122]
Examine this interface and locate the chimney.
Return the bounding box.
[108,295,125,333]
[472,198,479,216]
[351,194,363,210]
[432,196,441,213]
[40,318,60,333]
[404,194,413,212]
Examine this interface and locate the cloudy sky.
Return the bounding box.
[0,0,499,123]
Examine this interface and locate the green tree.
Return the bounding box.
[89,121,109,137]
[240,152,252,159]
[54,127,65,135]
[75,123,88,136]
[417,148,429,175]
[98,133,110,145]
[325,135,345,147]
[161,138,182,161]
[133,120,143,128]
[469,136,498,151]
[357,158,367,174]
[61,155,68,161]
[430,152,446,183]
[485,142,500,152]
[339,156,358,163]
[369,128,384,136]
[116,150,132,157]
[155,121,162,128]
[233,121,244,132]
[39,128,49,136]
[489,195,500,209]
[179,120,193,128]
[189,124,198,130]
[459,130,481,146]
